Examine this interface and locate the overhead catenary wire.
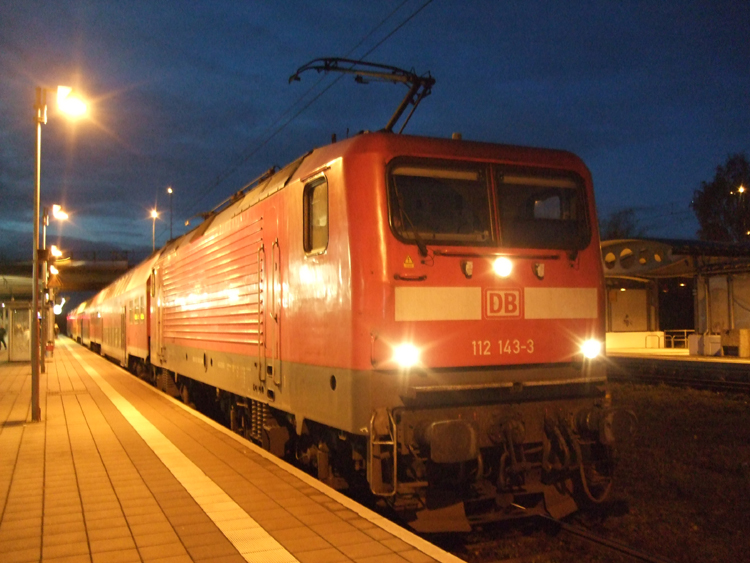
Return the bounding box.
[158,0,433,243]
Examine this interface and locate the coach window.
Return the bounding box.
[303,178,328,254]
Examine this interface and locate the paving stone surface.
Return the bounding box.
[0,341,454,563]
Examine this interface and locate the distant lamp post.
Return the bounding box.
[151,209,159,252]
[167,186,173,240]
[42,205,68,260]
[32,86,86,422]
[40,204,67,375]
[53,297,66,316]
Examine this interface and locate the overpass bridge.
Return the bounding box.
[0,251,134,299]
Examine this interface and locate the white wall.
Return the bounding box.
[608,288,648,332]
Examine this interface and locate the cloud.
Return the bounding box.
[0,0,748,257]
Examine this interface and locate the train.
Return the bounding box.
[68,130,635,532]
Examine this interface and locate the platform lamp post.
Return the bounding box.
[40,205,68,374]
[32,86,86,422]
[151,209,159,252]
[167,187,173,240]
[39,205,68,375]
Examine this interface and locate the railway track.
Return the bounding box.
[454,516,674,563]
[607,355,750,394]
[540,516,674,563]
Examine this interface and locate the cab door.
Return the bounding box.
[120,305,127,365]
[263,207,282,389]
[150,268,164,365]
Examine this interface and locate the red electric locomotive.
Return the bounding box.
[70,61,635,531]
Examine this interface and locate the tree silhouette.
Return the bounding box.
[691,153,750,241]
[599,208,646,240]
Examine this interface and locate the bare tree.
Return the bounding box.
[691,153,750,242]
[599,208,646,240]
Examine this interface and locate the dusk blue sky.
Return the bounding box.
[1,0,748,262]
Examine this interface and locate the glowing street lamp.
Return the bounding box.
[52,204,69,220]
[57,86,87,117]
[151,209,159,252]
[53,297,66,316]
[32,86,86,422]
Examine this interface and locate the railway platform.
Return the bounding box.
[0,339,462,563]
[607,346,750,391]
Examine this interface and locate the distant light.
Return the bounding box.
[50,245,62,258]
[493,257,513,277]
[393,343,420,369]
[151,209,159,219]
[679,283,686,287]
[49,265,59,275]
[739,185,746,194]
[620,287,626,292]
[57,86,87,117]
[51,204,68,220]
[167,186,173,194]
[581,339,602,359]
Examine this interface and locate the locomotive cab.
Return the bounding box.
[347,134,635,530]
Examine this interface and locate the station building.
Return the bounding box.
[602,239,750,357]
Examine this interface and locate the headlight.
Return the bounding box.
[581,339,602,359]
[493,257,513,277]
[393,343,420,368]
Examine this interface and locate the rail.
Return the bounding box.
[608,355,750,394]
[540,516,675,563]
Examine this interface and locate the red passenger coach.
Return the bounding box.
[79,131,635,531]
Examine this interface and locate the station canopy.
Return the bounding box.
[601,238,750,280]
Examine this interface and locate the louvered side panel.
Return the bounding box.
[162,216,263,349]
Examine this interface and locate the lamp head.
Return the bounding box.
[57,86,87,118]
[51,204,68,220]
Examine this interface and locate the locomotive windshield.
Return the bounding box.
[494,170,590,250]
[388,160,590,251]
[388,162,493,246]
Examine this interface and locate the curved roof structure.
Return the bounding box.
[602,238,750,279]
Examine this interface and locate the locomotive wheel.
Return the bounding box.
[576,460,613,505]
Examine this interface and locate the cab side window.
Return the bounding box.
[303,178,328,254]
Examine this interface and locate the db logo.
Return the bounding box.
[485,289,522,318]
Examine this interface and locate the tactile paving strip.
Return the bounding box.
[69,348,299,563]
